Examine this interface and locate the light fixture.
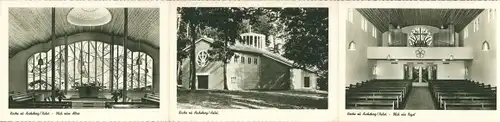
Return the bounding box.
[137,39,143,65]
[37,58,44,65]
[136,58,142,65]
[441,25,444,29]
[397,25,400,29]
[386,55,392,60]
[67,8,112,26]
[449,54,454,60]
[60,55,65,63]
[348,41,356,51]
[391,59,399,64]
[442,59,446,62]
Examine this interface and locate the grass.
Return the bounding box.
[177,89,328,109]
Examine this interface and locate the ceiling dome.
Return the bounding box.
[67,8,112,26]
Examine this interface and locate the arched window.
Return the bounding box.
[27,40,153,91]
[482,41,490,51]
[348,41,356,50]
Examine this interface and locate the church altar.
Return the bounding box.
[77,86,100,98]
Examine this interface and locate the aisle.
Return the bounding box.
[404,87,435,110]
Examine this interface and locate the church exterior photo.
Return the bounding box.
[178,32,319,90]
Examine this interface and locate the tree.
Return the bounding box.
[178,8,204,91]
[240,8,287,50]
[204,8,247,90]
[278,8,329,90]
[176,20,189,87]
[178,8,247,90]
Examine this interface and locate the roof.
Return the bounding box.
[240,32,265,37]
[182,37,318,73]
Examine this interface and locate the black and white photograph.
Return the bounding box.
[176,7,328,109]
[8,7,160,109]
[345,8,497,110]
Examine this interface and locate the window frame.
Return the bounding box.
[26,40,154,92]
[304,77,310,87]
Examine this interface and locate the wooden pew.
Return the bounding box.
[105,102,159,108]
[141,93,159,105]
[10,92,34,102]
[347,94,402,108]
[429,80,496,110]
[29,101,72,108]
[9,92,35,108]
[444,101,496,110]
[346,100,396,110]
[346,80,411,109]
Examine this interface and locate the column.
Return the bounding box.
[122,8,128,102]
[64,35,68,92]
[418,66,422,83]
[409,65,413,79]
[449,24,457,47]
[260,36,264,48]
[239,35,243,45]
[50,8,56,101]
[428,66,432,80]
[110,36,114,92]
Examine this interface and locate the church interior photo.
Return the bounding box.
[8,8,160,109]
[345,8,497,110]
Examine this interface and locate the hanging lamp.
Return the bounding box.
[136,56,142,65]
[67,8,112,26]
[136,40,142,65]
[38,58,44,65]
[60,54,65,63]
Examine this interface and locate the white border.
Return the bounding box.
[338,1,500,122]
[168,1,338,122]
[4,1,500,122]
[1,1,168,121]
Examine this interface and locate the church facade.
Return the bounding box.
[179,32,319,90]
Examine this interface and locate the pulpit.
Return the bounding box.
[77,86,100,98]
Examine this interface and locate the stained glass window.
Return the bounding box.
[27,40,153,91]
[409,27,433,47]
